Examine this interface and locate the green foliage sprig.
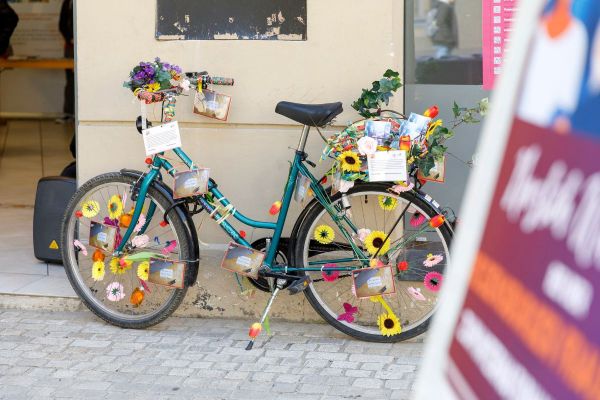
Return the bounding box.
[412,98,489,176]
[351,70,403,119]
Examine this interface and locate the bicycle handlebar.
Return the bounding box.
[136,72,234,103]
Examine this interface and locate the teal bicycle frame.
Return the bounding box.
[115,125,369,273]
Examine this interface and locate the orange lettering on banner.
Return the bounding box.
[467,252,600,400]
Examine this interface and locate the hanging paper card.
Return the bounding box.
[367,150,408,182]
[400,113,431,140]
[148,258,186,288]
[89,221,117,251]
[416,156,446,183]
[142,121,182,156]
[220,242,265,279]
[193,89,232,121]
[294,174,310,203]
[365,120,392,146]
[173,169,210,199]
[351,265,396,299]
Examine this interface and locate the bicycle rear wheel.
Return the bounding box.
[292,182,452,342]
[61,172,192,329]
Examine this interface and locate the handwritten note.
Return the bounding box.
[142,121,182,156]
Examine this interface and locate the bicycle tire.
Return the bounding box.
[61,172,191,329]
[292,182,453,342]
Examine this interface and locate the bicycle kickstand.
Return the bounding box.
[245,279,285,351]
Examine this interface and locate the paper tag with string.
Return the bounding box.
[140,100,147,130]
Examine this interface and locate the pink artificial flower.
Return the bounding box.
[162,240,177,255]
[134,213,147,233]
[73,240,87,256]
[423,253,444,268]
[357,136,378,156]
[407,287,426,301]
[424,272,443,292]
[106,282,125,302]
[322,264,340,282]
[357,228,371,243]
[390,181,414,194]
[131,235,150,248]
[410,212,426,227]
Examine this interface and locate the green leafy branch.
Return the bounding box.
[351,70,403,119]
[412,98,488,176]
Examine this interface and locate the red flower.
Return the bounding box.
[248,322,262,338]
[397,261,409,272]
[424,105,439,119]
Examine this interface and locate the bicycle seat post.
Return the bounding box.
[297,125,310,152]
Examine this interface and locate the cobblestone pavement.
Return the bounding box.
[0,309,423,400]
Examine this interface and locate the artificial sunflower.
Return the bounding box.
[364,230,390,255]
[92,261,105,281]
[377,313,402,336]
[81,199,100,218]
[377,195,398,211]
[137,261,150,281]
[109,257,132,275]
[338,151,361,173]
[107,195,124,220]
[314,225,335,244]
[145,82,161,93]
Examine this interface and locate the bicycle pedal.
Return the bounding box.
[287,276,311,295]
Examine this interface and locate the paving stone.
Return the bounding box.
[0,309,423,400]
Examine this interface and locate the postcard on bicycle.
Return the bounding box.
[142,121,182,156]
[148,258,186,289]
[221,242,265,279]
[173,168,210,199]
[88,221,117,252]
[352,265,396,299]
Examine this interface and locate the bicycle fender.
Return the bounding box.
[120,169,200,287]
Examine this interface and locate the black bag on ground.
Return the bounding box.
[33,176,76,264]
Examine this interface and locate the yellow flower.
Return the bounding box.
[364,231,390,255]
[81,200,100,218]
[426,119,443,139]
[145,82,161,93]
[377,195,398,211]
[107,195,123,220]
[137,261,150,281]
[110,257,132,275]
[378,313,402,336]
[92,261,105,281]
[338,151,361,173]
[314,225,335,245]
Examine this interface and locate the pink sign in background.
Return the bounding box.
[482,0,518,90]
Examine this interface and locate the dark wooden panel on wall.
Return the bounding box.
[156,0,307,41]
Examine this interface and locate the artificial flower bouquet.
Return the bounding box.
[323,70,488,191]
[123,58,190,103]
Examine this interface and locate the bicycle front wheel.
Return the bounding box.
[292,182,452,342]
[61,172,192,329]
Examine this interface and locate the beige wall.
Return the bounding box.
[76,0,404,320]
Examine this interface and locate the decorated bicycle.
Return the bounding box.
[61,59,486,348]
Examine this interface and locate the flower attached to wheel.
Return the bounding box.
[107,195,124,220]
[389,181,414,194]
[109,257,132,275]
[364,231,390,256]
[424,271,443,292]
[377,312,402,337]
[314,225,335,244]
[409,212,426,227]
[321,264,340,282]
[137,261,150,281]
[378,195,398,211]
[423,253,443,268]
[338,151,361,173]
[92,261,105,281]
[81,199,100,218]
[106,282,125,302]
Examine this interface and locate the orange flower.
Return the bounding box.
[249,322,262,338]
[429,215,445,228]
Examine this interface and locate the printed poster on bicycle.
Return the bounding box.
[417,0,600,399]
